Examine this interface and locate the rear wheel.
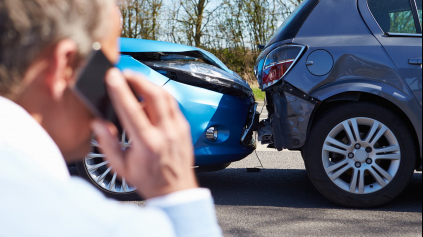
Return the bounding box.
[76,131,141,201]
[304,102,416,208]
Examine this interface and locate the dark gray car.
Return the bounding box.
[255,0,422,207]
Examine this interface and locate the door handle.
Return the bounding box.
[409,58,422,65]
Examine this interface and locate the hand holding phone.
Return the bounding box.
[73,49,118,124]
[92,70,198,199]
[72,49,198,199]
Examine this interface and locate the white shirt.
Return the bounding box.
[0,96,221,237]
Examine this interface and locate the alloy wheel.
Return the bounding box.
[322,117,401,194]
[84,131,137,194]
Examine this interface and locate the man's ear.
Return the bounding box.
[45,40,78,101]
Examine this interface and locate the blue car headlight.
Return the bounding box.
[143,61,254,98]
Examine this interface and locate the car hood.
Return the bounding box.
[120,38,232,74]
[144,61,253,98]
[118,38,252,98]
[116,55,169,87]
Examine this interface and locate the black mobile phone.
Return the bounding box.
[73,49,119,125]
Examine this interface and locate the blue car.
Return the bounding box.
[74,38,258,200]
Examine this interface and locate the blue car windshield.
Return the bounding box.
[266,0,320,46]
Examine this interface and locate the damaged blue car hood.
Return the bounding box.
[117,38,252,97]
[117,55,170,87]
[119,38,232,74]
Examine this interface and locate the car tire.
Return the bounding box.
[76,162,141,201]
[303,101,416,208]
[75,131,142,201]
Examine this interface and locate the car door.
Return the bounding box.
[367,0,423,106]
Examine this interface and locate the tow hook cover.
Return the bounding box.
[258,120,274,145]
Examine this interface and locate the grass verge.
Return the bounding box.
[252,86,265,101]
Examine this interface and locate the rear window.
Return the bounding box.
[266,0,320,46]
[368,0,419,33]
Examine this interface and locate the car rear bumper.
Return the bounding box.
[259,83,319,151]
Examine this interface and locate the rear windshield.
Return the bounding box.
[266,0,320,46]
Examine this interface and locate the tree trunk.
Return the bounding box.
[194,0,207,47]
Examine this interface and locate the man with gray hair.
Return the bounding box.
[0,0,222,236]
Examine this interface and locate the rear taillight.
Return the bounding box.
[262,45,305,89]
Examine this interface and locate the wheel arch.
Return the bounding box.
[309,80,422,169]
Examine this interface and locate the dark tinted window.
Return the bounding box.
[368,0,418,33]
[417,0,422,30]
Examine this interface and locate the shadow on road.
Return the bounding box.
[197,168,422,213]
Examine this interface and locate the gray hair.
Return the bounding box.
[0,0,116,98]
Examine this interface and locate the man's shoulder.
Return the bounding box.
[0,146,36,176]
[0,159,176,237]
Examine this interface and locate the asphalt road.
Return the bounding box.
[125,149,422,236]
[198,151,422,237]
[126,102,422,236]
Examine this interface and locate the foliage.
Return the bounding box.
[252,86,266,101]
[119,0,303,85]
[389,11,418,34]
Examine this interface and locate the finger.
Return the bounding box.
[124,70,174,126]
[91,120,125,175]
[170,93,187,122]
[105,68,151,134]
[106,122,119,138]
[164,91,191,139]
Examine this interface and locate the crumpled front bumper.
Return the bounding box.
[163,80,257,166]
[241,103,260,148]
